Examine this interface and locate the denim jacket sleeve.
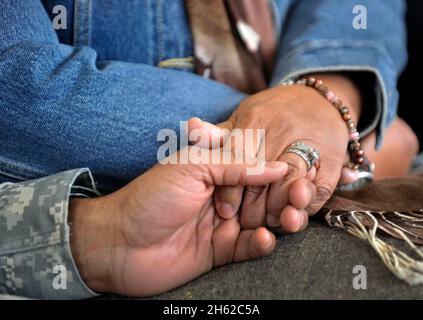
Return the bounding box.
[0,0,246,191]
[0,169,99,299]
[271,0,408,147]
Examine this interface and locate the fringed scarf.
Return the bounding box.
[322,174,423,285]
[185,0,423,285]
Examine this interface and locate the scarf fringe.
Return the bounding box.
[325,210,423,285]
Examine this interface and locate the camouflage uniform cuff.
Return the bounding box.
[0,169,100,299]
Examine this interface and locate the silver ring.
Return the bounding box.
[285,141,320,171]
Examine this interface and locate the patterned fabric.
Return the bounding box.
[186,0,275,94]
[0,169,99,299]
[322,174,423,285]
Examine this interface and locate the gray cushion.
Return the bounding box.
[148,220,423,300]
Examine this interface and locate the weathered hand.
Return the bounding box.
[69,147,288,297]
[188,74,362,233]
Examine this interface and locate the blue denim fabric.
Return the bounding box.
[0,0,407,192]
[0,0,245,192]
[270,0,407,145]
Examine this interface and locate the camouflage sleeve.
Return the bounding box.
[0,169,101,299]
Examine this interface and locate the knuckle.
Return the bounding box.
[284,162,301,181]
[316,184,333,203]
[241,213,264,229]
[266,200,280,217]
[307,183,333,215]
[245,185,265,195]
[267,203,285,219]
[218,186,243,203]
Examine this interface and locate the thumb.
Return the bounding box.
[305,164,340,215]
[187,117,234,148]
[266,151,309,223]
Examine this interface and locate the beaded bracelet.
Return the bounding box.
[280,76,372,173]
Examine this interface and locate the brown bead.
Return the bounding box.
[350,145,360,152]
[356,157,364,164]
[348,163,358,170]
[315,80,324,88]
[342,113,351,121]
[306,77,316,86]
[318,85,328,94]
[354,152,363,160]
[356,149,365,156]
[351,141,361,149]
[334,99,343,109]
[347,120,355,128]
[339,106,349,114]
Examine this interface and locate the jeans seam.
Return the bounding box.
[73,0,80,46]
[73,0,91,47]
[147,0,153,65]
[84,0,92,46]
[156,0,164,63]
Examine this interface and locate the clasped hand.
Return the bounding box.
[69,74,361,297]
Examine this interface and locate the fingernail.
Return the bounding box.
[190,117,202,123]
[266,215,280,227]
[217,203,236,219]
[295,211,304,232]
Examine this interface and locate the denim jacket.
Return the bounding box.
[0,0,407,299]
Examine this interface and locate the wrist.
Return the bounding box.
[299,73,369,170]
[69,197,118,293]
[307,73,362,124]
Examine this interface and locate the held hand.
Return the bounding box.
[188,74,362,233]
[69,147,288,297]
